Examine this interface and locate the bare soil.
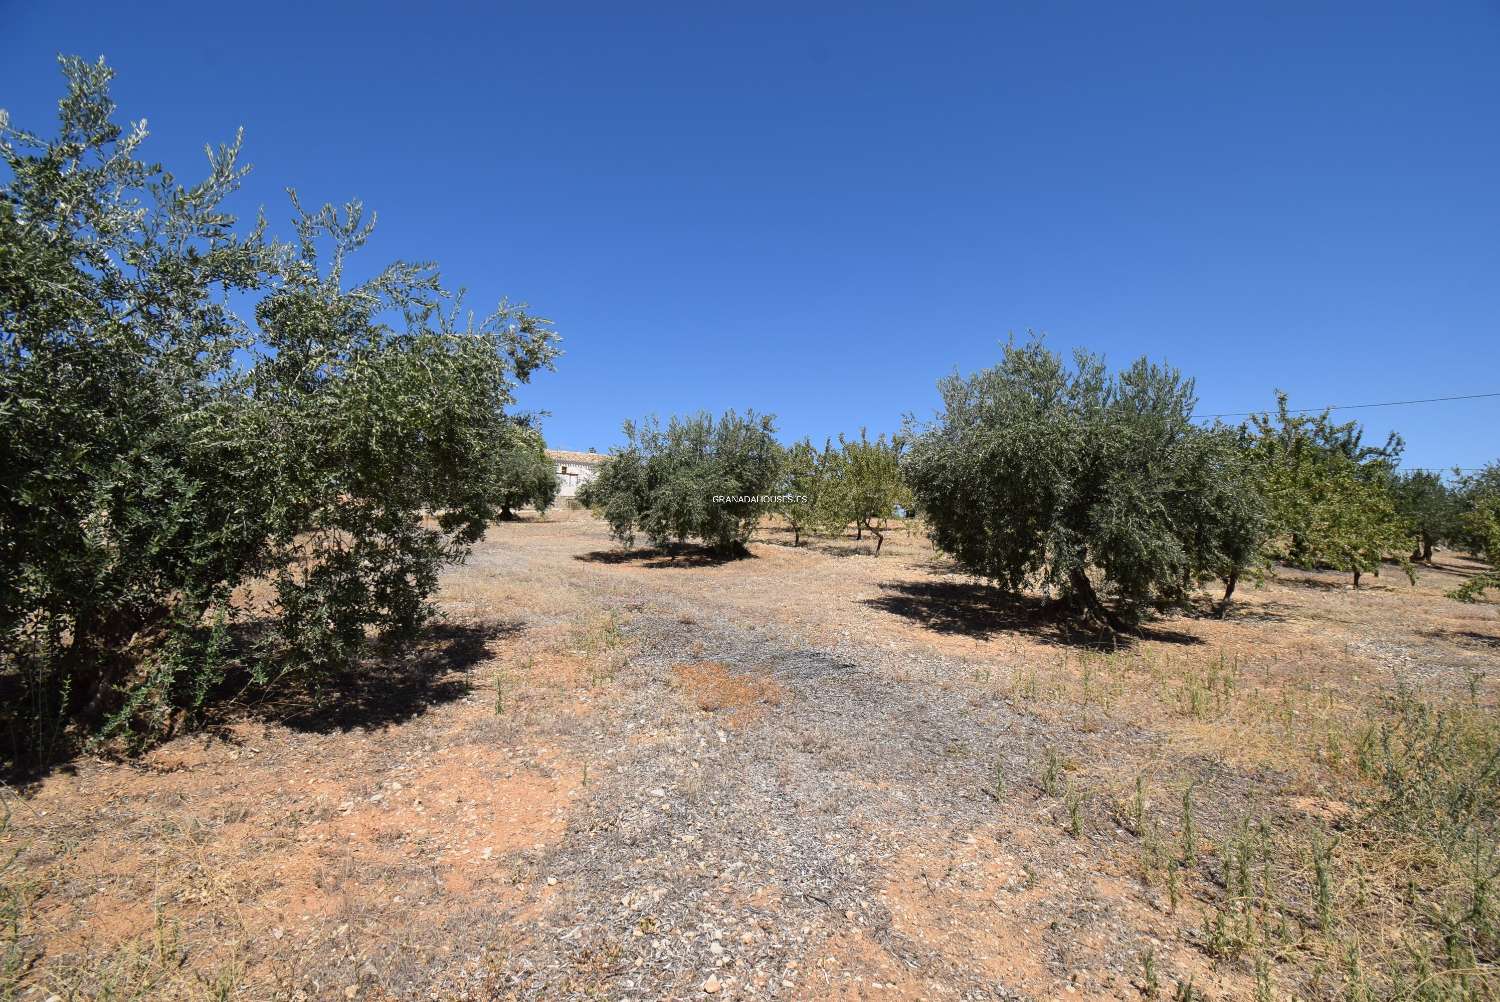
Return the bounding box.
[5,514,1498,1000]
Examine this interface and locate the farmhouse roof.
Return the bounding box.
[546,449,609,465]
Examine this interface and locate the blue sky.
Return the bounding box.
[4,2,1497,472]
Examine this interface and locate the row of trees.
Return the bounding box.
[578,417,909,557]
[582,339,1499,630]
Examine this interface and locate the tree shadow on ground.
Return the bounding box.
[1427,563,1492,580]
[1273,574,1363,592]
[863,580,1203,651]
[1418,628,1500,650]
[248,620,524,735]
[1,620,523,786]
[754,524,895,559]
[1211,601,1292,625]
[804,542,878,559]
[574,543,753,569]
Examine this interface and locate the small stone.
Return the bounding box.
[710,942,724,956]
[702,975,721,993]
[546,876,557,885]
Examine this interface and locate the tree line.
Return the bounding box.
[578,416,910,557]
[582,339,1500,633]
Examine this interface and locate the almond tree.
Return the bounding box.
[1390,470,1459,562]
[1247,395,1413,588]
[818,430,907,556]
[773,437,822,546]
[1450,463,1500,601]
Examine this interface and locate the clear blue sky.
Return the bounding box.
[4,2,1497,472]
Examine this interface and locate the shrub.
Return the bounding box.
[903,337,1265,629]
[0,58,557,763]
[580,410,780,556]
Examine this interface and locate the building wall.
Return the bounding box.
[555,460,602,498]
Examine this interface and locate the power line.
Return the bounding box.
[1401,468,1489,473]
[1193,391,1500,421]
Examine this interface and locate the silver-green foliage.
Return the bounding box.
[580,410,781,556]
[903,337,1266,628]
[0,58,557,759]
[494,423,559,518]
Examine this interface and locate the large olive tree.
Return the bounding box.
[903,338,1265,629]
[1,58,557,760]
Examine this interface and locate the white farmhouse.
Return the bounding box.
[546,449,608,500]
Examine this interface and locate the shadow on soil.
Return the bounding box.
[1419,628,1500,650]
[1274,574,1418,593]
[258,620,523,734]
[2,621,522,787]
[575,544,753,569]
[1216,602,1292,624]
[863,580,1203,650]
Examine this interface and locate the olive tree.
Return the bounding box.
[903,338,1265,629]
[1391,470,1459,562]
[0,58,557,760]
[1174,425,1270,614]
[493,424,558,519]
[580,410,781,556]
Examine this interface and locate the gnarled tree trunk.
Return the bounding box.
[1067,567,1129,633]
[1214,570,1239,619]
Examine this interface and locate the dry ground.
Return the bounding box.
[4,514,1498,1000]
